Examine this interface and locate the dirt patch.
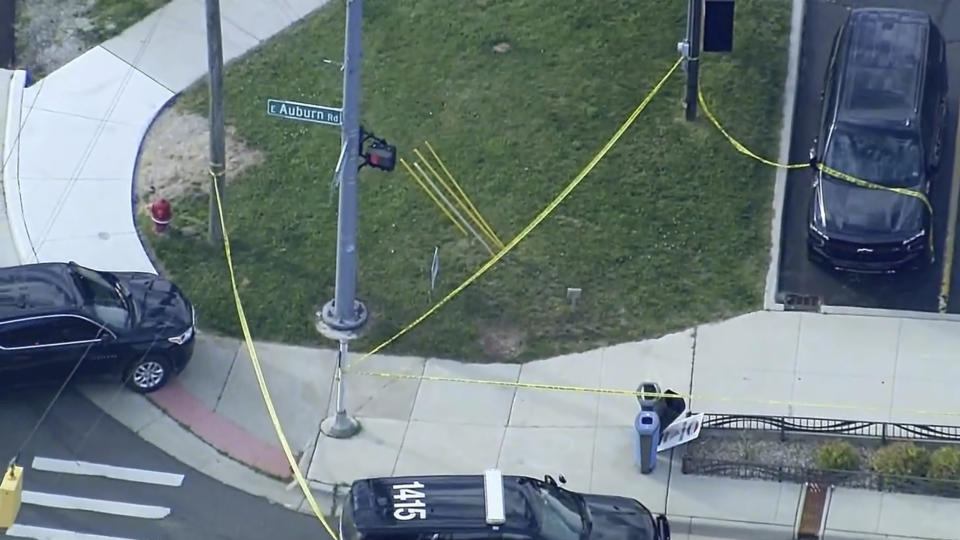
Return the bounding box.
[135,105,264,207]
[15,0,96,76]
[480,327,525,360]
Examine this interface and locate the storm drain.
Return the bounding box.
[780,292,822,312]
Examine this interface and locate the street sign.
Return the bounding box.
[266,99,342,126]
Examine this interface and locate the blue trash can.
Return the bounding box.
[633,410,660,474]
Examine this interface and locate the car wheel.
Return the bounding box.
[125,355,171,393]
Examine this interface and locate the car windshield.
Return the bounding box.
[71,265,131,331]
[823,125,922,188]
[532,482,586,540]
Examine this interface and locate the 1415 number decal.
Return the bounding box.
[392,481,426,520]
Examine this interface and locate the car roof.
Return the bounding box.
[349,474,540,534]
[837,8,930,125]
[0,263,84,319]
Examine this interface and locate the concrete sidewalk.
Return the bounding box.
[76,311,960,539]
[1,0,328,272]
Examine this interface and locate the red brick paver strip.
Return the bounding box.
[148,380,293,479]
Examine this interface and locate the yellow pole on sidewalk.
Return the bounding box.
[0,465,23,528]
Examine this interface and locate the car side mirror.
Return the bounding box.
[558,475,567,485]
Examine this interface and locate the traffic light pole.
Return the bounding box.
[319,0,365,439]
[320,0,368,335]
[682,0,703,121]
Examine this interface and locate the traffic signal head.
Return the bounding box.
[703,0,735,53]
[367,141,396,172]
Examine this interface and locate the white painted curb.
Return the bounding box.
[764,0,806,311]
[2,70,36,266]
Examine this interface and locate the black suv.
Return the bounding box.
[808,8,948,272]
[340,470,671,540]
[0,262,195,393]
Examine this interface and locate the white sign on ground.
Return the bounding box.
[657,413,704,453]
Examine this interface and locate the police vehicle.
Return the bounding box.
[339,469,670,539]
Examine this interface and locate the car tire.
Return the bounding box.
[124,355,171,393]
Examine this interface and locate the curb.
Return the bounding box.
[77,382,336,516]
[2,69,37,266]
[146,379,295,481]
[763,0,806,311]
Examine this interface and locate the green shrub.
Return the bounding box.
[816,440,860,471]
[927,447,960,481]
[871,443,929,477]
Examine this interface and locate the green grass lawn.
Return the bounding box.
[87,0,171,42]
[145,0,792,362]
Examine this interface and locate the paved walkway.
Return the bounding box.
[80,314,960,539]
[2,0,328,272]
[4,0,960,538]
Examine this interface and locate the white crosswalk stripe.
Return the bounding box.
[6,456,183,538]
[21,491,170,519]
[30,457,184,487]
[4,524,137,540]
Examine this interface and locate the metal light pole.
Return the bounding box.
[318,0,366,439]
[681,0,704,121]
[205,0,226,243]
[319,0,368,333]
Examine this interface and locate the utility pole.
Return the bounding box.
[205,0,226,243]
[681,0,704,121]
[318,0,366,439]
[320,0,368,335]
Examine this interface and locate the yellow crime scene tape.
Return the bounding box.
[211,177,339,540]
[697,89,934,252]
[338,62,948,420]
[352,369,960,419]
[346,56,685,371]
[212,51,960,540]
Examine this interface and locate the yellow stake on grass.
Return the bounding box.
[412,160,495,255]
[400,157,468,236]
[424,140,505,249]
[413,148,502,251]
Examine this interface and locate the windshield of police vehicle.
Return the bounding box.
[823,125,922,188]
[533,484,585,540]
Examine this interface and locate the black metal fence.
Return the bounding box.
[698,413,960,443]
[681,456,960,498]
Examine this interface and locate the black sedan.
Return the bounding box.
[0,261,195,392]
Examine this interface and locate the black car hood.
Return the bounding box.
[818,175,924,237]
[114,272,192,332]
[582,494,658,540]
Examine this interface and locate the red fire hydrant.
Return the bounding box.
[150,199,173,234]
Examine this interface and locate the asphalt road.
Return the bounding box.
[0,386,330,540]
[776,0,960,313]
